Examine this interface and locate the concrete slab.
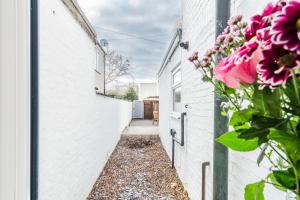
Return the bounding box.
[122,120,159,135]
[129,119,156,127]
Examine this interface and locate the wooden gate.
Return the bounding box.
[143,100,153,119]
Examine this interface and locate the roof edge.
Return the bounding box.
[157,28,182,78]
[62,0,98,43]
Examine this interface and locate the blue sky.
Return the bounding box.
[77,0,181,82]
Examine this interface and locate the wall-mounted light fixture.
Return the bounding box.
[179,41,189,50]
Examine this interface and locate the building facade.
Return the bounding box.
[39,1,133,199]
[158,0,286,199]
[138,82,159,100]
[0,0,133,199]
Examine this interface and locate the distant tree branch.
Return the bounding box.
[105,50,130,84]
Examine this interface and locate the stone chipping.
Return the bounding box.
[87,135,190,200]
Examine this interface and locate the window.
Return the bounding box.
[172,68,181,113]
[96,51,103,72]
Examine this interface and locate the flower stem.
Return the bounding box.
[243,88,251,99]
[210,81,240,111]
[269,143,289,164]
[262,145,279,169]
[289,156,300,197]
[292,70,300,105]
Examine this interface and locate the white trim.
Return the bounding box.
[171,65,182,113]
[0,0,31,199]
[171,112,181,119]
[157,29,181,77]
[62,0,97,42]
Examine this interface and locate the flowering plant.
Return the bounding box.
[189,1,300,199]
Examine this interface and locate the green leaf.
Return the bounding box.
[229,109,256,126]
[283,104,300,116]
[257,144,268,166]
[252,87,281,118]
[238,117,288,145]
[267,173,287,192]
[284,80,300,107]
[287,118,300,137]
[238,128,269,145]
[251,116,287,131]
[273,169,297,190]
[216,131,259,152]
[244,180,265,200]
[268,129,300,162]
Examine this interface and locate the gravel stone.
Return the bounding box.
[87,135,190,200]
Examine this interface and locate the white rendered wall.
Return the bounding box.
[39,0,132,200]
[159,0,286,200]
[138,83,158,100]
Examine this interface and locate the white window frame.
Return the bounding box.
[171,65,182,116]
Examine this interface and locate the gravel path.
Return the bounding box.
[87,135,190,200]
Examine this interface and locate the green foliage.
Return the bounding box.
[244,181,265,200]
[269,129,300,163]
[268,173,287,192]
[106,90,125,99]
[123,87,138,102]
[229,109,257,127]
[272,169,297,190]
[284,79,300,107]
[216,131,259,152]
[252,87,281,118]
[215,82,300,199]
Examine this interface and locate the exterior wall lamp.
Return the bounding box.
[179,41,189,50]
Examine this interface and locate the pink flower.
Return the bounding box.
[188,52,199,62]
[235,41,259,64]
[244,1,286,41]
[214,46,263,89]
[257,45,300,88]
[256,27,272,47]
[271,0,300,55]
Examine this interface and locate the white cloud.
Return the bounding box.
[129,0,143,8]
[77,0,181,80]
[77,0,110,21]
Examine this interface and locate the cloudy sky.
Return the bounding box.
[77,0,181,82]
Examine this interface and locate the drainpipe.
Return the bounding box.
[170,112,186,168]
[31,0,39,199]
[213,0,230,200]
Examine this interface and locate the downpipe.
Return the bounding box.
[31,0,39,199]
[170,112,186,168]
[213,0,230,199]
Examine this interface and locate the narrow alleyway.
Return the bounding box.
[87,120,189,200]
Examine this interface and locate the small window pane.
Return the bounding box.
[173,70,181,86]
[173,87,181,113]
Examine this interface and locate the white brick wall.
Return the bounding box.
[39,1,132,199]
[159,1,216,199]
[159,0,287,199]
